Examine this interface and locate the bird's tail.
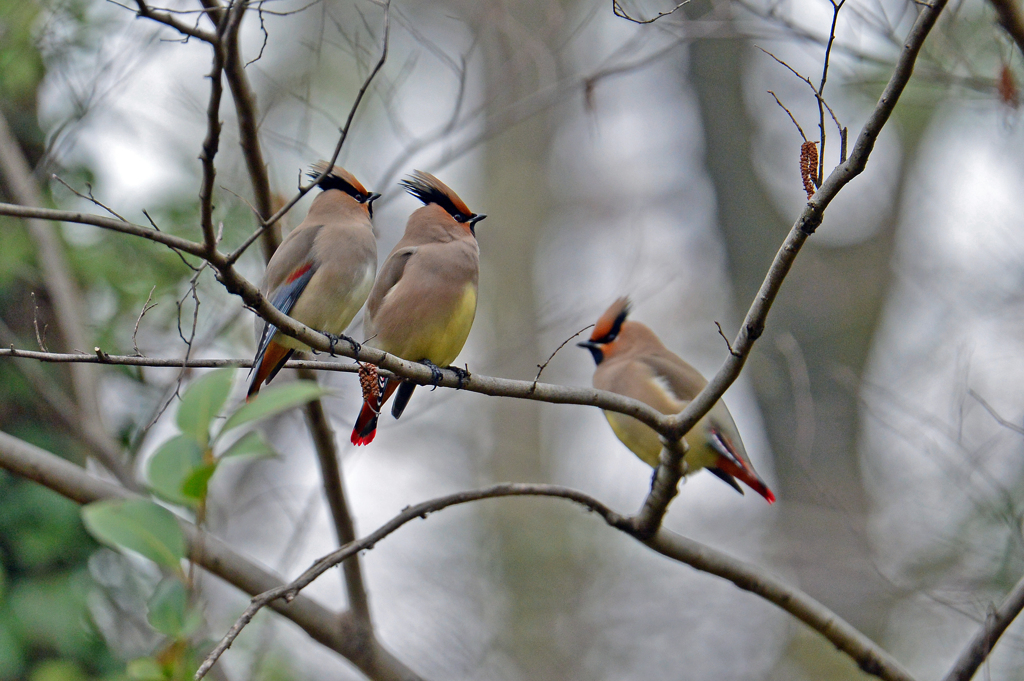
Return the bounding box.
[247,339,294,401]
[351,378,401,445]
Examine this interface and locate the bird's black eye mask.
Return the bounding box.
[308,170,380,215]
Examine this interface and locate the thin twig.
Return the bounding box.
[132,286,158,356]
[968,389,1024,436]
[767,90,808,141]
[612,0,690,24]
[51,175,130,222]
[756,46,844,151]
[817,0,847,184]
[714,321,738,356]
[30,292,49,352]
[530,324,593,393]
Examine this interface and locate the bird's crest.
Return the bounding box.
[590,297,631,344]
[308,161,372,201]
[401,170,474,220]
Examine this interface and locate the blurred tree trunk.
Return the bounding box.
[465,1,600,678]
[685,15,933,675]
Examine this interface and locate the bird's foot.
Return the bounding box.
[446,364,471,389]
[420,359,444,390]
[324,332,361,358]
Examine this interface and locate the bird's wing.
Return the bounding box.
[263,223,323,294]
[641,352,754,468]
[640,352,707,403]
[251,263,318,379]
[366,246,417,317]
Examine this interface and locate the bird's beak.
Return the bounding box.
[365,192,382,218]
[577,340,603,365]
[468,213,486,236]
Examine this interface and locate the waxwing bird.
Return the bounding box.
[351,170,485,445]
[247,162,379,399]
[578,298,775,503]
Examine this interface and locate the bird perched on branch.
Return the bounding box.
[351,170,485,445]
[578,298,775,503]
[247,162,379,399]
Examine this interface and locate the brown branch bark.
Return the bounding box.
[0,430,424,681]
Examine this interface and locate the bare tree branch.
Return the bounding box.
[133,0,219,43]
[0,203,207,256]
[941,570,1024,681]
[0,430,424,681]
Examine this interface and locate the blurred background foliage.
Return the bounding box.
[1,0,1024,679]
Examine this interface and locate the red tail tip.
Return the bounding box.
[350,430,375,446]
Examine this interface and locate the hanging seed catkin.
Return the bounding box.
[358,363,381,409]
[800,141,818,199]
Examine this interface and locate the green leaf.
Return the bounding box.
[147,435,203,506]
[176,368,236,446]
[218,381,327,437]
[180,463,217,501]
[81,500,185,568]
[126,657,165,681]
[147,578,188,638]
[146,578,202,639]
[218,431,278,460]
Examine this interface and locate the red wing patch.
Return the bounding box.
[286,262,313,283]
